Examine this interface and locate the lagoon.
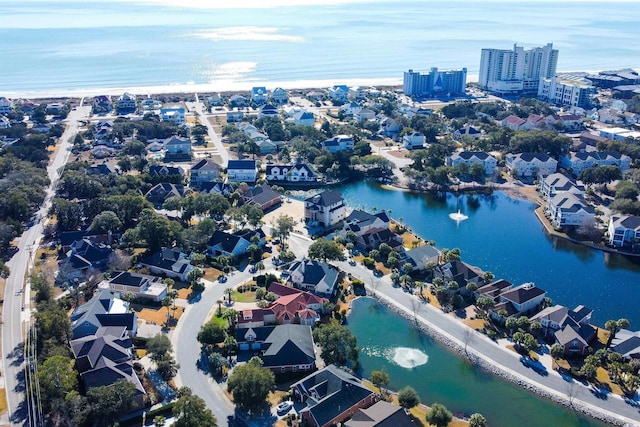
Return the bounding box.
[337,181,640,328]
[348,297,611,427]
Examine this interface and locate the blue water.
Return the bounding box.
[1,1,640,96]
[337,181,640,328]
[349,297,611,427]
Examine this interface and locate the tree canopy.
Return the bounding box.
[173,387,218,427]
[308,238,343,262]
[226,357,275,410]
[312,323,359,366]
[425,402,453,427]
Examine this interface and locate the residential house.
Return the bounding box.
[322,135,354,153]
[354,108,376,123]
[345,401,415,427]
[579,131,610,146]
[500,114,527,131]
[505,152,558,177]
[287,260,340,297]
[559,151,631,175]
[189,159,220,188]
[340,102,362,118]
[99,271,168,302]
[117,92,137,112]
[349,86,366,101]
[70,290,137,339]
[523,114,547,130]
[493,283,547,319]
[475,279,514,300]
[402,132,426,150]
[148,165,185,178]
[257,140,280,154]
[235,325,316,374]
[290,110,315,126]
[266,163,317,182]
[237,283,327,328]
[0,97,13,115]
[259,104,279,119]
[530,305,596,355]
[291,365,377,427]
[398,244,440,271]
[227,159,258,183]
[58,230,110,253]
[270,87,288,105]
[86,162,117,176]
[453,125,481,141]
[599,127,640,141]
[598,109,625,125]
[546,192,595,229]
[434,260,484,291]
[610,329,640,360]
[306,90,325,101]
[377,116,401,139]
[145,183,186,207]
[546,113,584,131]
[538,173,586,200]
[140,247,194,281]
[0,116,11,129]
[200,181,234,196]
[207,93,224,106]
[58,238,113,282]
[206,229,266,258]
[160,107,186,126]
[229,95,248,108]
[71,326,146,408]
[328,85,350,103]
[342,210,401,251]
[92,95,112,113]
[446,151,497,175]
[251,87,268,104]
[226,109,244,123]
[608,215,640,250]
[243,184,282,211]
[163,136,192,161]
[141,97,162,111]
[304,190,347,228]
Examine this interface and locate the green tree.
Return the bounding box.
[173,387,218,427]
[87,378,137,427]
[312,323,358,366]
[468,413,487,427]
[550,343,565,363]
[157,357,179,381]
[147,333,172,362]
[37,355,78,412]
[197,320,226,345]
[227,357,275,410]
[90,210,122,234]
[398,386,420,409]
[273,214,295,246]
[425,402,452,427]
[370,369,389,394]
[308,238,343,262]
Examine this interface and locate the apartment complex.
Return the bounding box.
[479,43,558,94]
[403,67,467,97]
[538,75,596,108]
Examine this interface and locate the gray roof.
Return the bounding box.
[403,244,440,265]
[305,190,344,207]
[290,260,339,289]
[228,160,257,170]
[141,248,192,274]
[71,327,131,373]
[550,192,595,214]
[500,283,546,305]
[245,184,281,207]
[346,401,414,427]
[454,151,491,160]
[191,158,219,172]
[70,290,136,339]
[611,329,640,359]
[260,324,316,368]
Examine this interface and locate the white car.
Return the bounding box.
[276,401,293,414]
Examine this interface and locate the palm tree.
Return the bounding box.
[162,296,172,324]
[225,287,233,304]
[216,299,223,316]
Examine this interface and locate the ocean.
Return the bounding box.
[1,0,640,97]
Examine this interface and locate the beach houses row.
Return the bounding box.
[538,173,594,229]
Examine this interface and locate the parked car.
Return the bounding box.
[276,401,293,414]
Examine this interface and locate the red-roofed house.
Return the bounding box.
[501,114,527,131]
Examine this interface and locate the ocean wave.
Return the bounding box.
[113,0,381,9]
[192,27,304,43]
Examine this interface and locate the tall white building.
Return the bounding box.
[403,68,467,97]
[479,43,558,94]
[538,75,595,108]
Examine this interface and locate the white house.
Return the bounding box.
[251,87,268,104]
[141,97,162,111]
[505,152,558,177]
[287,260,340,296]
[446,151,497,175]
[160,107,186,125]
[546,192,595,229]
[377,116,401,138]
[538,173,585,200]
[497,283,547,315]
[189,159,220,187]
[349,86,366,101]
[340,102,362,117]
[402,132,426,150]
[608,215,640,249]
[227,160,258,183]
[559,151,631,175]
[322,135,354,153]
[328,85,349,102]
[453,125,482,141]
[99,271,168,302]
[304,190,347,228]
[270,87,288,105]
[207,229,266,258]
[354,109,375,123]
[140,248,194,282]
[290,111,315,126]
[500,115,527,131]
[258,104,279,119]
[265,163,317,182]
[163,136,191,155]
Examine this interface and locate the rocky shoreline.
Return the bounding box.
[363,294,634,427]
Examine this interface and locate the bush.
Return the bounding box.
[362,257,375,269]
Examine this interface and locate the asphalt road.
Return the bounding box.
[191,96,229,167]
[1,105,92,426]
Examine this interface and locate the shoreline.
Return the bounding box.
[351,294,635,427]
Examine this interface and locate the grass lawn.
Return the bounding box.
[232,290,257,303]
[203,267,224,282]
[131,304,184,328]
[170,282,191,300]
[0,388,7,417]
[596,367,624,396]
